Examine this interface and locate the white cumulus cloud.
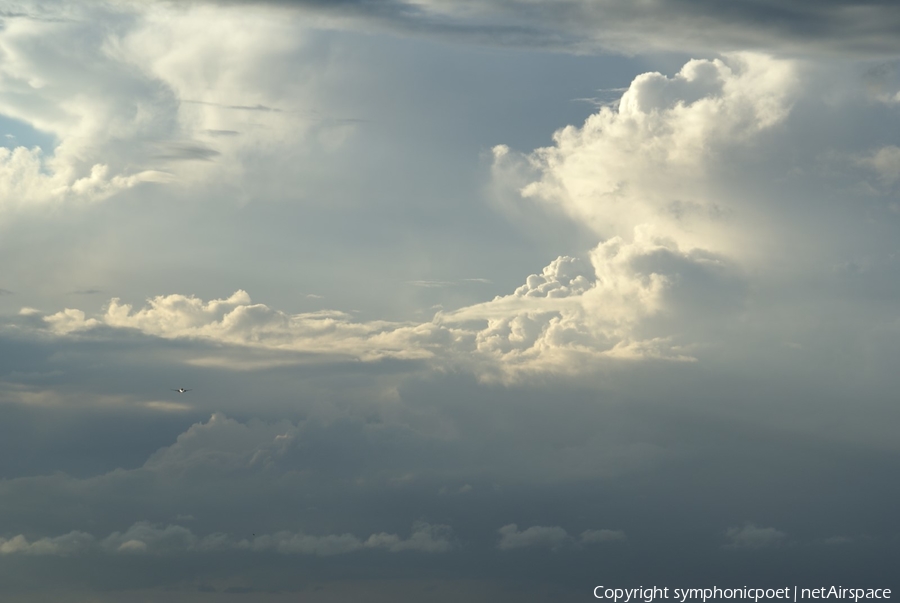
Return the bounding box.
[43,290,448,362]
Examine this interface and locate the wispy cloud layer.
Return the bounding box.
[37,242,704,378]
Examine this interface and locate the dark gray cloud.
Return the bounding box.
[153,143,221,162]
[2,303,900,597]
[197,0,900,56]
[181,99,283,112]
[0,380,896,598]
[203,129,239,137]
[0,6,70,23]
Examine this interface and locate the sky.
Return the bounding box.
[1,0,900,600]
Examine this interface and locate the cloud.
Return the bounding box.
[139,411,299,473]
[498,53,796,258]
[496,524,626,550]
[443,233,727,378]
[0,521,453,556]
[102,522,198,554]
[42,290,448,362]
[244,531,364,556]
[251,521,454,555]
[0,398,888,597]
[191,0,900,56]
[0,7,180,211]
[0,531,95,555]
[2,3,900,597]
[36,240,710,377]
[431,54,809,379]
[36,224,729,377]
[23,51,900,385]
[0,2,356,215]
[723,523,787,550]
[496,524,570,550]
[180,99,284,112]
[0,403,665,567]
[859,145,900,185]
[204,128,239,136]
[407,280,456,288]
[510,256,593,299]
[43,308,102,334]
[0,146,167,211]
[151,142,221,162]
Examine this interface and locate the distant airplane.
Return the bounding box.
[171,388,192,393]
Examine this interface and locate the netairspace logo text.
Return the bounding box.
[593,586,892,603]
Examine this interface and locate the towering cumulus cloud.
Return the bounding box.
[456,53,796,376]
[496,53,796,254]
